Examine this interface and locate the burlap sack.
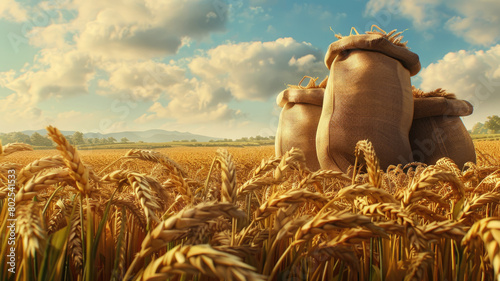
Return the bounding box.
[410,88,476,168]
[275,77,326,171]
[316,31,421,172]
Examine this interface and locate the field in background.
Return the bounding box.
[472,134,500,141]
[1,137,500,281]
[4,146,275,184]
[23,134,500,151]
[14,140,500,174]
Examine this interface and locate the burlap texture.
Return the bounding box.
[411,97,476,168]
[275,87,324,171]
[317,34,420,172]
[413,97,473,119]
[324,34,421,75]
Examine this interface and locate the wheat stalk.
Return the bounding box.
[326,227,382,246]
[108,193,148,230]
[404,166,464,206]
[113,207,127,280]
[101,169,161,223]
[138,202,245,257]
[0,162,23,173]
[17,155,66,185]
[463,217,500,279]
[47,199,69,235]
[0,142,33,156]
[357,202,415,225]
[405,251,434,281]
[18,201,46,257]
[186,218,231,245]
[460,192,500,223]
[273,147,308,180]
[295,209,387,243]
[122,202,247,280]
[68,201,83,272]
[141,244,265,281]
[406,189,449,209]
[273,215,312,242]
[217,149,237,203]
[474,169,500,193]
[124,149,187,177]
[297,169,350,192]
[335,183,398,204]
[419,220,467,242]
[436,157,462,178]
[255,189,329,221]
[355,140,382,187]
[15,168,74,203]
[406,204,448,222]
[0,187,8,200]
[237,172,282,197]
[46,126,91,194]
[312,244,360,271]
[253,157,281,177]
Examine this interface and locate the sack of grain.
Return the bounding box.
[316,28,421,172]
[275,76,327,171]
[410,87,476,168]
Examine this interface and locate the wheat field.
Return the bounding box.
[1,126,500,281]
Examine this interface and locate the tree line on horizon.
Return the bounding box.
[0,131,127,146]
[0,131,275,147]
[3,114,496,147]
[471,115,500,134]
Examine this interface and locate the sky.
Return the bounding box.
[0,0,499,139]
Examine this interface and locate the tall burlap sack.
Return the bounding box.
[275,77,327,171]
[410,88,476,168]
[316,31,421,172]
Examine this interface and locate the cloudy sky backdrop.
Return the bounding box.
[1,0,499,138]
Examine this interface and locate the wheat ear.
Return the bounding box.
[463,217,500,279]
[141,244,265,281]
[15,168,73,203]
[0,142,33,156]
[101,169,161,223]
[18,201,46,257]
[46,126,91,194]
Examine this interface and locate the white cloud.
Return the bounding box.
[74,0,228,59]
[13,0,229,60]
[135,37,325,126]
[42,110,97,132]
[0,0,232,133]
[188,37,326,101]
[56,110,92,120]
[97,60,186,101]
[418,44,500,127]
[445,1,500,46]
[365,0,439,28]
[29,24,71,49]
[0,1,328,138]
[0,0,28,22]
[364,0,500,45]
[135,77,236,124]
[2,49,95,103]
[0,94,44,132]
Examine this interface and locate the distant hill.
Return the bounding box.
[18,129,221,143]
